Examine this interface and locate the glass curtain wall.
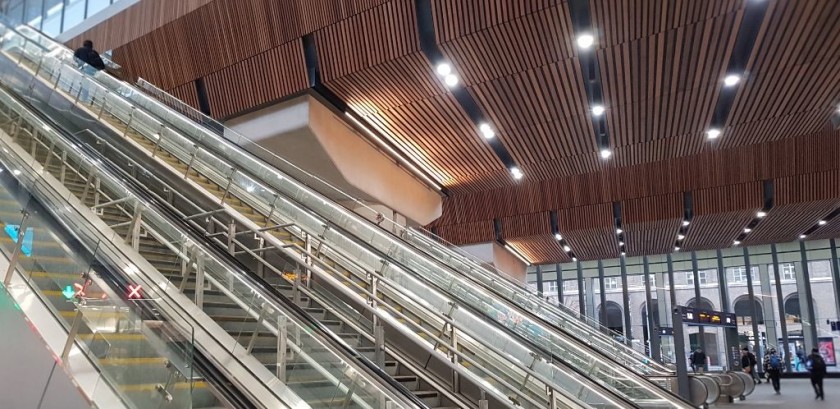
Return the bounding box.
[528,238,840,373]
[0,0,123,37]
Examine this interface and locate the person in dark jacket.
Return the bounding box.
[73,40,106,72]
[763,348,783,394]
[741,347,761,383]
[807,348,827,400]
[690,348,707,373]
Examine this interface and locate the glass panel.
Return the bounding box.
[24,0,42,28]
[62,0,85,31]
[86,0,110,18]
[809,257,839,373]
[41,0,61,36]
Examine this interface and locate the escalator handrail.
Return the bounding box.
[5,27,679,408]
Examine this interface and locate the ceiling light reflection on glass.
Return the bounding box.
[479,123,495,139]
[723,74,741,87]
[577,33,595,49]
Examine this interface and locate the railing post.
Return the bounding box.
[178,244,198,292]
[277,316,287,381]
[80,169,98,204]
[124,203,143,251]
[478,391,488,409]
[184,145,199,178]
[194,254,205,309]
[3,211,30,286]
[60,307,84,360]
[292,267,302,305]
[96,90,109,120]
[374,324,385,370]
[450,325,460,393]
[265,195,278,227]
[220,169,235,205]
[227,220,236,255]
[122,106,136,138]
[547,388,557,409]
[246,303,267,354]
[59,151,67,183]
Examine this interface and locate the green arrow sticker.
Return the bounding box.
[62,285,75,300]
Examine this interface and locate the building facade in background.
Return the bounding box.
[0,0,125,37]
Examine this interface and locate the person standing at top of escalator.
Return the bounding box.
[690,348,707,373]
[73,40,106,74]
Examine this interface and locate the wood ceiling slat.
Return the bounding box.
[507,234,571,264]
[501,212,551,239]
[682,182,762,250]
[623,194,683,255]
[724,0,840,148]
[557,203,619,260]
[434,220,496,245]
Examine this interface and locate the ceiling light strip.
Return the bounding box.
[705,0,770,141]
[415,0,524,181]
[568,0,612,160]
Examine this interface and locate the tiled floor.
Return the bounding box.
[726,378,836,408]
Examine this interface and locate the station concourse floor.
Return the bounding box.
[727,378,838,408]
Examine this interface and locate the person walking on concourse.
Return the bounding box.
[807,347,826,400]
[763,348,783,394]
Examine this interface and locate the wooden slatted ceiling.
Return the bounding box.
[500,212,551,238]
[623,194,683,256]
[807,220,840,241]
[595,3,740,151]
[724,0,840,148]
[434,1,599,183]
[507,234,571,265]
[557,203,619,260]
[168,82,200,112]
[66,0,214,51]
[204,42,308,119]
[744,170,840,245]
[434,220,495,245]
[683,182,762,250]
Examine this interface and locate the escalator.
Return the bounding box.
[0,22,696,408]
[0,27,604,409]
[0,61,445,409]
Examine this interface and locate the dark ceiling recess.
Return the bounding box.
[415,0,518,172]
[708,0,770,138]
[568,0,611,157]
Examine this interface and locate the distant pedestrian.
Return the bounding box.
[807,348,826,400]
[796,347,807,372]
[690,348,707,373]
[764,348,783,394]
[741,347,761,384]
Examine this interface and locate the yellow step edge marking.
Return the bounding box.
[120,381,208,393]
[100,357,167,366]
[78,333,146,341]
[60,310,125,318]
[30,271,82,279]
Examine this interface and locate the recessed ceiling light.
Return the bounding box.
[591,105,605,116]
[818,220,827,225]
[600,148,612,159]
[800,234,807,239]
[682,220,690,227]
[674,246,681,251]
[436,63,451,76]
[555,233,563,241]
[677,234,685,240]
[563,245,571,252]
[734,240,741,245]
[616,228,623,234]
[478,123,495,139]
[744,227,752,233]
[510,166,524,180]
[723,74,741,87]
[757,211,767,218]
[621,252,626,256]
[572,257,578,262]
[618,241,624,246]
[577,33,595,49]
[707,129,721,139]
[444,74,459,87]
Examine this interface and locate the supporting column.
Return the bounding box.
[798,242,818,350]
[716,250,730,312]
[743,248,762,366]
[691,252,706,353]
[556,263,564,305]
[771,244,792,372]
[644,256,661,362]
[597,260,607,330]
[620,255,632,345]
[584,277,596,323]
[758,263,779,358]
[831,239,840,322]
[577,260,585,316]
[535,265,544,295]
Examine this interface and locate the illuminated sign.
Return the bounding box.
[127,284,143,299]
[678,306,737,328]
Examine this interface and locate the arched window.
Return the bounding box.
[785,295,802,323]
[733,296,764,326]
[686,297,715,311]
[598,301,624,335]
